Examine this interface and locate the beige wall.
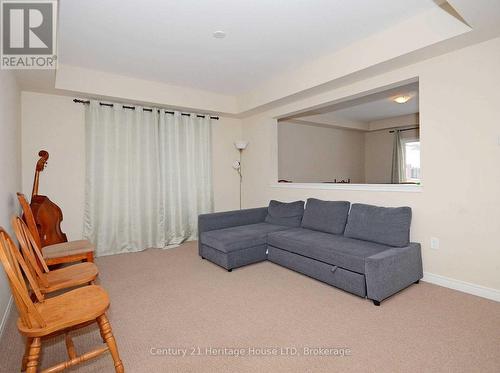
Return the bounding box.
[278,121,365,183]
[21,93,86,240]
[211,117,242,211]
[241,36,500,293]
[21,92,242,241]
[0,71,21,333]
[364,130,393,183]
[56,65,238,115]
[278,117,419,185]
[365,126,419,184]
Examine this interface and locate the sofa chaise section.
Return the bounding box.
[198,207,268,271]
[198,203,304,271]
[200,222,289,271]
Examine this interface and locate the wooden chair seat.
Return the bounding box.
[17,193,95,265]
[18,285,109,337]
[12,216,99,300]
[41,262,98,293]
[42,239,94,260]
[39,239,95,267]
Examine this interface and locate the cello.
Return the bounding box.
[30,150,68,246]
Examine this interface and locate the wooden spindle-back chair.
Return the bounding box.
[0,227,124,373]
[12,216,99,300]
[17,193,95,265]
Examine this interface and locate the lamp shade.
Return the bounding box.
[234,140,248,150]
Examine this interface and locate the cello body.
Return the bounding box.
[30,194,68,246]
[30,150,68,246]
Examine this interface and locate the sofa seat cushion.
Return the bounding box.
[200,223,290,253]
[267,228,391,274]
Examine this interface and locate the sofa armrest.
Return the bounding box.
[365,243,423,302]
[198,207,268,255]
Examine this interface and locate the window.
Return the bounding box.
[404,140,420,183]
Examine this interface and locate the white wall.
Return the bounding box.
[241,36,500,294]
[0,71,21,335]
[368,113,419,131]
[238,6,469,112]
[278,121,365,183]
[21,92,242,241]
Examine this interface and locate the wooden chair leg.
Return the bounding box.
[26,337,41,373]
[85,252,94,263]
[98,320,106,343]
[65,333,77,360]
[97,314,124,373]
[22,337,33,371]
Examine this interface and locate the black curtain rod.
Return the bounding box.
[73,99,219,120]
[389,126,419,133]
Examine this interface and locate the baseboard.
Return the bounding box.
[423,272,500,302]
[0,296,13,340]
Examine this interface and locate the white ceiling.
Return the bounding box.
[299,82,419,124]
[58,0,438,95]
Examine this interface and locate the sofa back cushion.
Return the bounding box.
[301,199,350,235]
[344,203,412,247]
[265,200,305,227]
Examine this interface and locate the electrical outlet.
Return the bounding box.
[430,237,440,250]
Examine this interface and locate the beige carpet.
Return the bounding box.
[1,241,499,372]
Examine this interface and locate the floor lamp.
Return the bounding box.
[233,140,248,209]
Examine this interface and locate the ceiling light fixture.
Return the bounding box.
[393,95,411,104]
[213,30,226,39]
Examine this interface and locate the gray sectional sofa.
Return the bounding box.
[198,199,423,305]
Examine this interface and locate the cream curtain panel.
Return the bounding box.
[391,130,406,184]
[84,101,213,256]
